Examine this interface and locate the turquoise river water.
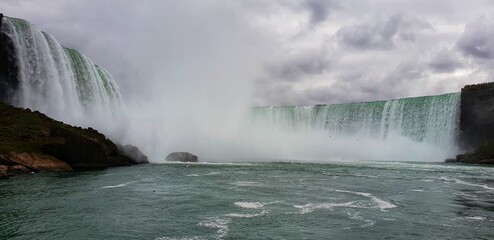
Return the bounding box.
[1,161,493,239]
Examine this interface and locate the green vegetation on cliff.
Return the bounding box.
[0,102,65,153]
[0,102,146,172]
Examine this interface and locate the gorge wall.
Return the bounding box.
[459,82,494,150]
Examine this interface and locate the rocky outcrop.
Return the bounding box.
[166,152,198,162]
[0,164,33,179]
[44,127,140,169]
[0,101,147,178]
[117,144,149,164]
[0,152,72,171]
[449,140,494,164]
[8,165,31,174]
[459,82,494,150]
[449,82,494,164]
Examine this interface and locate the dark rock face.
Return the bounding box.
[452,140,494,164]
[166,152,198,162]
[117,144,149,164]
[8,165,31,174]
[460,83,494,150]
[46,127,140,169]
[0,14,19,103]
[0,102,147,177]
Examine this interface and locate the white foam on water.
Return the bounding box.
[162,162,254,167]
[295,189,396,214]
[99,180,139,189]
[234,202,264,209]
[155,237,203,240]
[234,201,281,210]
[232,181,263,187]
[439,177,494,192]
[334,189,397,211]
[465,216,489,221]
[294,201,361,214]
[225,210,269,218]
[187,172,224,177]
[410,189,425,192]
[198,217,230,239]
[345,211,376,228]
[354,174,378,179]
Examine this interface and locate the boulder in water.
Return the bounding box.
[117,144,149,164]
[166,152,198,162]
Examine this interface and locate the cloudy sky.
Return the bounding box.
[3,0,494,106]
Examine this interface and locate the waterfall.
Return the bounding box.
[0,16,462,162]
[1,17,123,125]
[248,93,460,161]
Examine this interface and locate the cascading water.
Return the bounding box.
[246,93,460,161]
[1,17,123,127]
[0,15,462,162]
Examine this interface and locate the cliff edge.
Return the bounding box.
[450,82,494,164]
[460,82,494,150]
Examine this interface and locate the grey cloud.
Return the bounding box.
[428,49,463,73]
[266,51,330,81]
[383,62,423,85]
[316,63,424,104]
[304,0,337,25]
[337,14,432,51]
[257,62,425,106]
[306,63,425,105]
[304,83,366,105]
[337,14,403,50]
[4,0,491,108]
[304,85,383,105]
[254,79,296,106]
[457,17,494,59]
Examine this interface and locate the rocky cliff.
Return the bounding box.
[0,102,147,178]
[460,82,494,150]
[451,82,494,164]
[454,140,494,164]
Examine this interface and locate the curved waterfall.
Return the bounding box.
[1,17,123,124]
[249,93,460,161]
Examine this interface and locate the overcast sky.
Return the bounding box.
[3,0,494,106]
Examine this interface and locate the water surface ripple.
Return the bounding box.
[1,162,493,239]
